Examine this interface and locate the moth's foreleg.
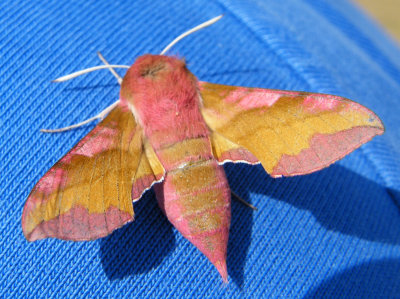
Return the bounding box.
[231,191,258,211]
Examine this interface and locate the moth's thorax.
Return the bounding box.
[120,54,209,149]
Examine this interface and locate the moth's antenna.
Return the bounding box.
[41,100,120,133]
[44,15,224,133]
[43,54,125,133]
[160,14,223,55]
[97,51,123,84]
[52,65,130,82]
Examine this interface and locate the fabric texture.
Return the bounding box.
[1,0,400,297]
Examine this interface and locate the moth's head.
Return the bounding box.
[119,14,224,109]
[122,54,187,83]
[120,54,197,108]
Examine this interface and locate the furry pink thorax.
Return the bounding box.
[120,54,209,149]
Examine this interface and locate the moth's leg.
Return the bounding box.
[97,51,122,84]
[231,191,258,210]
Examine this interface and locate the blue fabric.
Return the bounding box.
[1,0,400,297]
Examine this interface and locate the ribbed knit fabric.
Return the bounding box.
[1,0,400,297]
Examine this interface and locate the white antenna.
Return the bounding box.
[52,65,130,82]
[40,54,121,132]
[41,100,120,133]
[43,16,224,133]
[160,14,223,55]
[97,51,123,84]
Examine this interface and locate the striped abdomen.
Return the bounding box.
[153,137,231,281]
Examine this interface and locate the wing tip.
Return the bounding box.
[366,106,385,135]
[21,199,37,242]
[375,117,385,135]
[23,228,47,242]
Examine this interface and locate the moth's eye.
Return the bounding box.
[140,64,165,77]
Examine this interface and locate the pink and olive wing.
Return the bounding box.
[210,131,260,165]
[22,105,164,241]
[199,82,384,177]
[131,139,165,201]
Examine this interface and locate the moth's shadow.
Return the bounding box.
[224,162,400,287]
[99,190,175,280]
[226,162,400,245]
[227,196,253,288]
[65,83,119,92]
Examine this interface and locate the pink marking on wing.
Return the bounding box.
[131,174,162,201]
[270,126,383,177]
[303,94,342,112]
[218,148,259,164]
[34,167,67,194]
[59,125,118,165]
[302,94,373,114]
[22,168,70,226]
[224,87,282,109]
[24,205,133,241]
[74,127,117,157]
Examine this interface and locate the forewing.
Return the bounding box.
[199,82,384,177]
[22,104,164,241]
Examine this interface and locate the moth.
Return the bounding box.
[22,15,384,282]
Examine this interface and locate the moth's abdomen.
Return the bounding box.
[154,138,231,281]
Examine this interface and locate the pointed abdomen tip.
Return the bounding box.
[215,260,228,283]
